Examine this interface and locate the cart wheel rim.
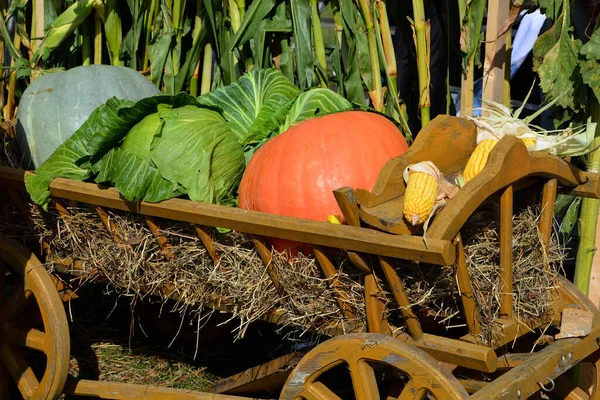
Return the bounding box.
[0,237,70,400]
[280,333,469,400]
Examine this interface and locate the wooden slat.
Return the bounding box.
[313,246,356,320]
[364,273,389,334]
[251,235,285,296]
[144,216,175,259]
[379,256,423,340]
[499,186,513,318]
[0,169,454,265]
[454,235,481,336]
[539,179,558,256]
[94,206,122,244]
[194,225,219,264]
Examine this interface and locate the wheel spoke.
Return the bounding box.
[0,283,33,322]
[0,343,39,398]
[4,323,47,353]
[306,382,342,400]
[396,378,428,400]
[348,359,379,400]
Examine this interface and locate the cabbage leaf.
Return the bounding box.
[197,68,300,144]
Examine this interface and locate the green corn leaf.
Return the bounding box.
[43,0,60,30]
[290,0,314,89]
[5,0,29,22]
[228,0,277,52]
[340,2,366,105]
[174,15,207,94]
[461,0,485,69]
[342,0,371,93]
[278,37,295,83]
[149,32,173,88]
[559,196,582,243]
[555,194,575,215]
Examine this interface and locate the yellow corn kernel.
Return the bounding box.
[521,137,536,149]
[403,172,438,226]
[464,139,498,182]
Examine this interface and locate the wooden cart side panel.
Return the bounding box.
[0,167,455,265]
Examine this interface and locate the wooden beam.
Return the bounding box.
[0,168,455,265]
[482,0,510,107]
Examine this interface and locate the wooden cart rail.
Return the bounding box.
[0,166,455,266]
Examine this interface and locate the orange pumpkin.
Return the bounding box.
[238,110,409,254]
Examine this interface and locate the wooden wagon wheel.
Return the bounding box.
[0,236,70,400]
[279,333,469,400]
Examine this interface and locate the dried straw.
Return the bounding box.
[22,206,366,340]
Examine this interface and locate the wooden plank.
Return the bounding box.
[394,331,498,373]
[380,256,423,340]
[539,179,558,255]
[482,0,510,106]
[0,168,455,265]
[63,378,262,399]
[471,322,600,399]
[212,352,304,395]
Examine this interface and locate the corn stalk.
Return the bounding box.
[411,0,430,127]
[355,0,383,111]
[574,98,600,295]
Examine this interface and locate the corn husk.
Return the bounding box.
[32,0,103,62]
[467,91,597,157]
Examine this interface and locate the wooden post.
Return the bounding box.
[482,0,510,108]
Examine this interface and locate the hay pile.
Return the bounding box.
[20,206,367,339]
[1,201,563,346]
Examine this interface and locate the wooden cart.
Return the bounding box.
[1,115,600,399]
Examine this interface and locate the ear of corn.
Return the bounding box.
[32,0,100,63]
[463,139,498,182]
[521,137,536,149]
[403,171,438,225]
